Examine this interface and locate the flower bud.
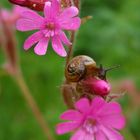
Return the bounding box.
[9,0,26,5]
[8,0,48,11]
[0,7,20,75]
[80,77,111,96]
[91,78,111,96]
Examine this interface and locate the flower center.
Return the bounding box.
[46,22,55,30]
[83,118,97,134]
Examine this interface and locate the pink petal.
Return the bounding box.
[51,0,60,16]
[75,98,90,114]
[24,31,43,50]
[16,18,41,31]
[99,114,126,130]
[60,110,82,121]
[52,36,67,57]
[34,38,49,55]
[56,122,79,134]
[13,5,27,14]
[44,2,52,18]
[21,10,44,24]
[60,17,81,30]
[44,0,59,18]
[10,6,27,24]
[95,131,107,140]
[60,6,79,18]
[71,129,95,140]
[91,97,106,113]
[100,125,124,140]
[98,102,122,115]
[59,31,72,45]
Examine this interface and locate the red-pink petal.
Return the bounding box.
[56,122,79,134]
[99,114,126,130]
[91,97,106,113]
[13,5,27,15]
[51,0,60,16]
[24,31,43,50]
[21,10,44,24]
[75,98,90,113]
[34,38,49,55]
[60,17,81,30]
[52,36,67,57]
[16,18,41,31]
[59,31,72,46]
[44,0,59,18]
[60,6,79,18]
[100,125,124,140]
[71,129,95,140]
[98,102,122,115]
[95,131,107,140]
[60,110,82,121]
[44,2,52,18]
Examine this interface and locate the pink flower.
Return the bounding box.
[56,97,125,140]
[16,0,81,56]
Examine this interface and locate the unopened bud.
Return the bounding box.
[9,0,48,11]
[81,77,111,96]
[0,7,20,75]
[91,78,111,96]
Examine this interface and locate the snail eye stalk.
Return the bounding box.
[98,64,120,80]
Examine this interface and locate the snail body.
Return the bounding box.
[65,55,97,82]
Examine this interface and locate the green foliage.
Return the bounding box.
[0,0,140,140]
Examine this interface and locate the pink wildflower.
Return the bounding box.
[16,0,81,56]
[56,97,125,140]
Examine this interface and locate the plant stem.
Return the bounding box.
[15,72,55,140]
[66,31,76,65]
[63,0,81,109]
[65,0,81,66]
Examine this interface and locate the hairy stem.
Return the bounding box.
[66,31,76,65]
[15,72,55,140]
[65,0,81,65]
[63,0,81,108]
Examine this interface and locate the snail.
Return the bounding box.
[65,55,98,82]
[63,55,119,108]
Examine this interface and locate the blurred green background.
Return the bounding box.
[0,0,140,140]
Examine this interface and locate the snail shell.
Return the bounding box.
[65,55,97,82]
